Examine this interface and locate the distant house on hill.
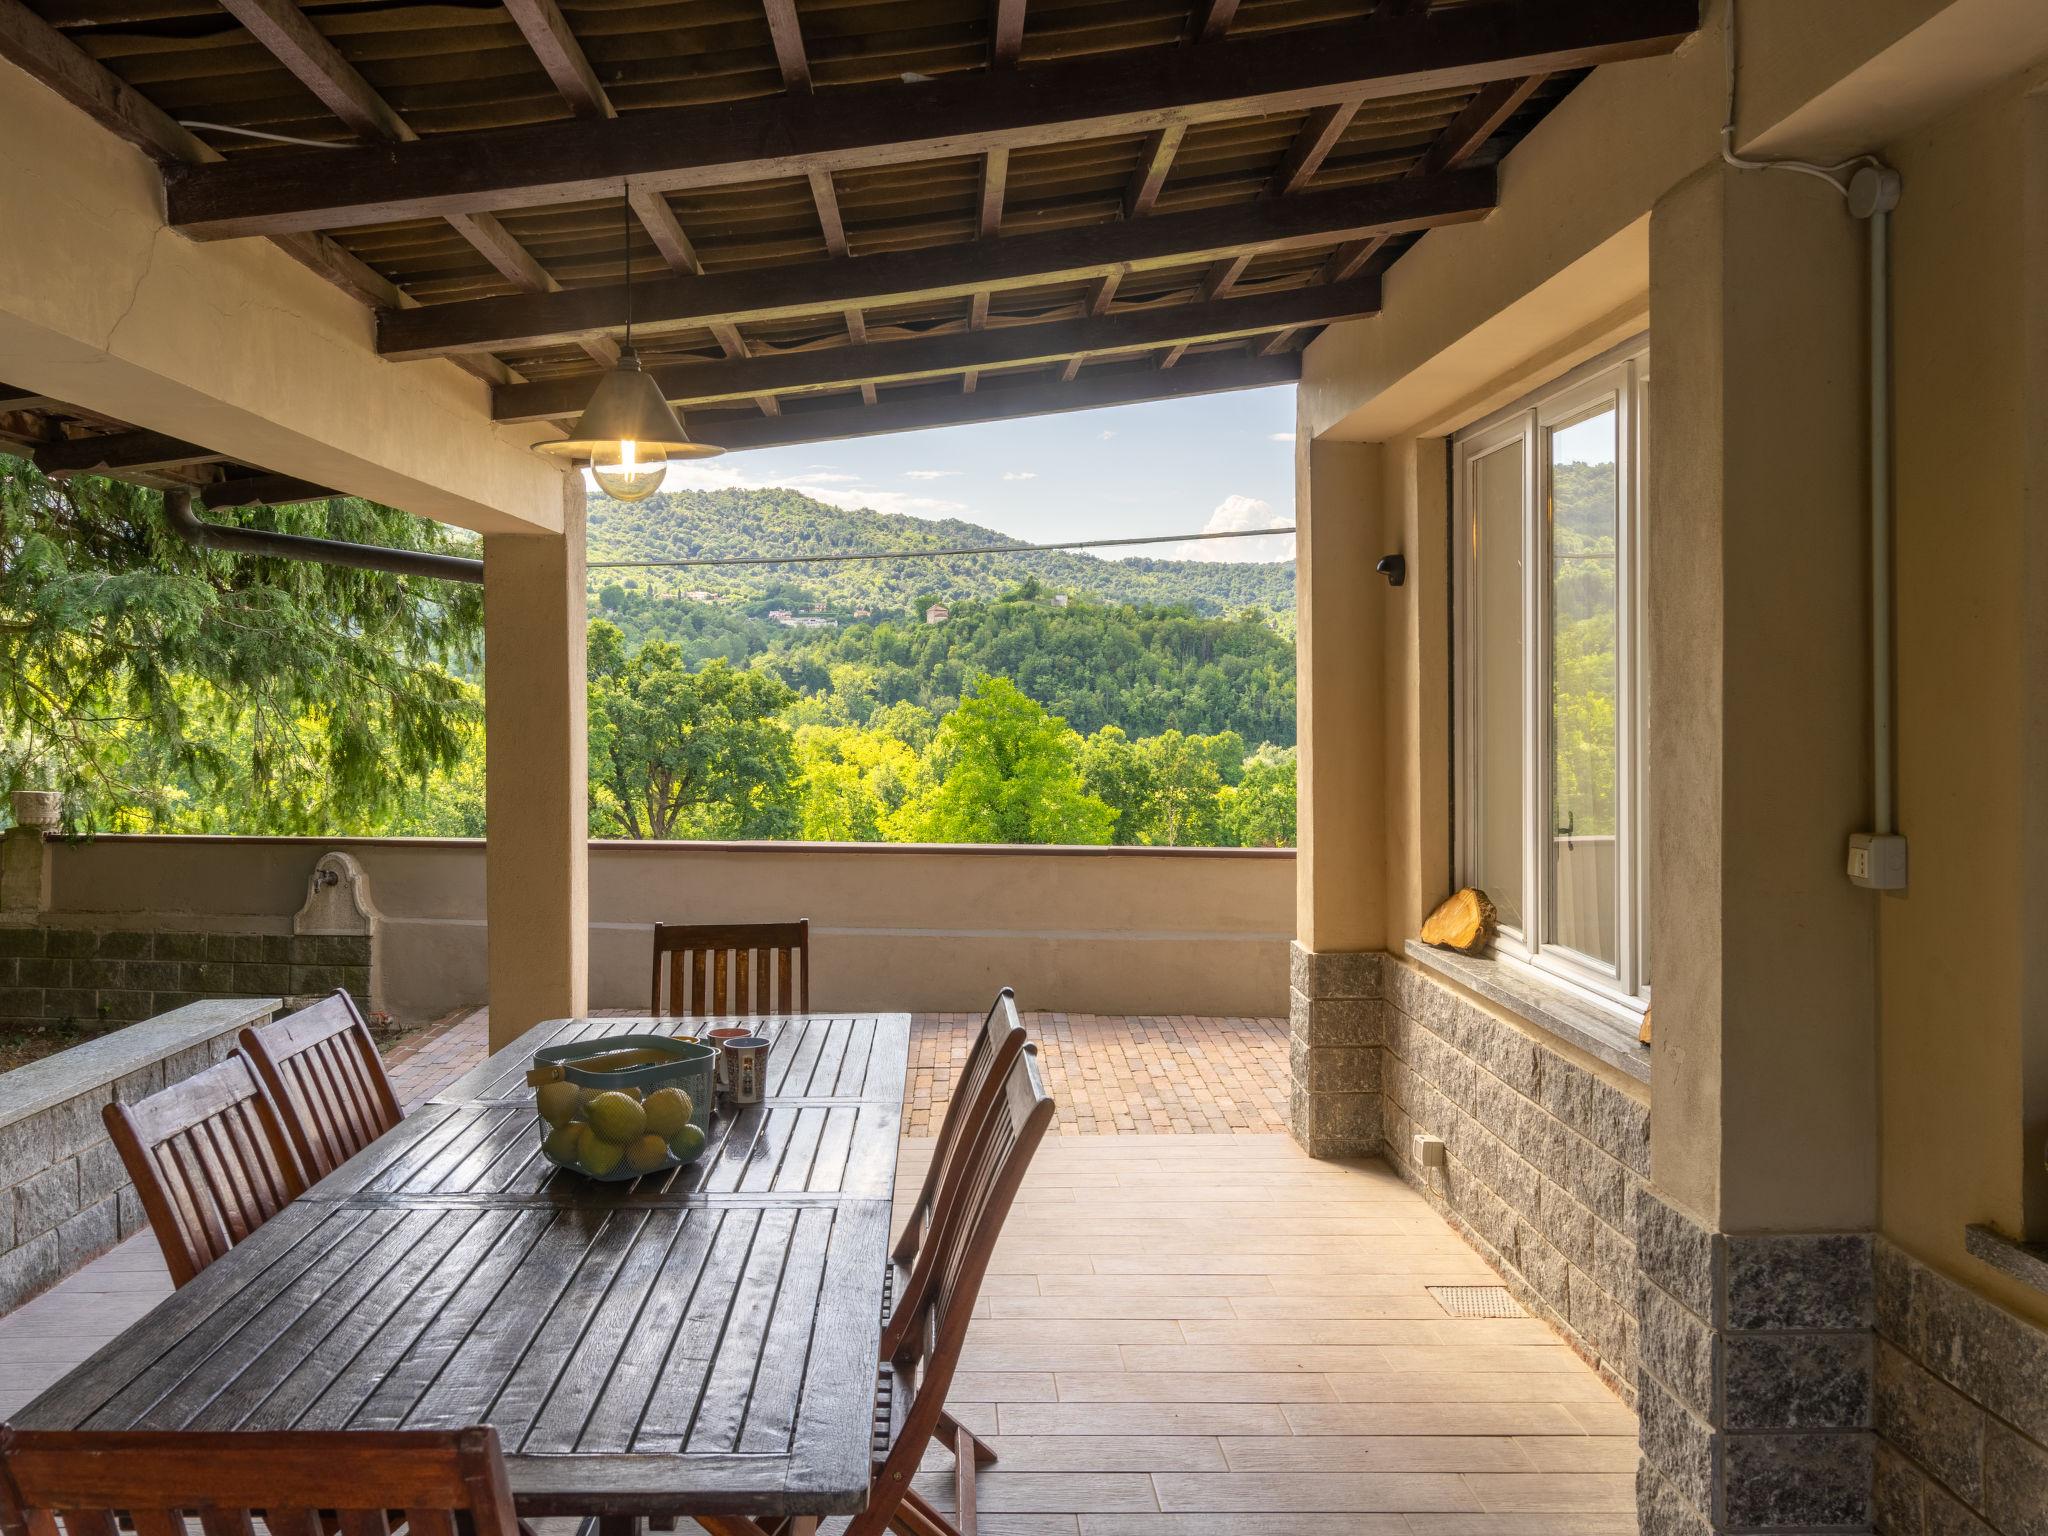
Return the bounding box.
[1052,593,1069,608]
[852,606,871,619]
[767,608,792,621]
[776,615,837,630]
[686,589,717,602]
[924,603,950,625]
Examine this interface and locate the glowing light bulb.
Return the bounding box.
[591,438,668,502]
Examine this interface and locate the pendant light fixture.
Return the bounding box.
[537,184,722,499]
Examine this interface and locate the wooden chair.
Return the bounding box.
[851,1047,1053,1536]
[650,920,810,1016]
[102,1052,307,1289]
[892,989,1027,1271]
[0,1425,521,1536]
[240,989,404,1182]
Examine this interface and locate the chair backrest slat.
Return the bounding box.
[854,1048,1053,1536]
[890,990,1027,1273]
[0,1426,522,1536]
[240,991,403,1182]
[650,921,811,1016]
[103,1053,307,1289]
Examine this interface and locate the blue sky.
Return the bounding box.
[658,383,1298,563]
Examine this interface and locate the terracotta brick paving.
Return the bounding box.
[383,1006,1289,1133]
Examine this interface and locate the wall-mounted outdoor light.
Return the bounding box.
[1376,553,1406,587]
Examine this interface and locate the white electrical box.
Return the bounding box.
[1413,1133,1447,1169]
[1847,832,1908,890]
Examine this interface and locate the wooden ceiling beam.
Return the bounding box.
[166,0,1699,238]
[503,0,614,117]
[1271,99,1361,196]
[1191,0,1237,43]
[381,165,1490,359]
[34,430,221,476]
[215,0,414,144]
[990,0,1026,66]
[688,351,1300,451]
[201,473,344,507]
[1123,124,1184,219]
[1325,70,1543,282]
[763,0,813,91]
[979,147,1009,240]
[492,273,1380,420]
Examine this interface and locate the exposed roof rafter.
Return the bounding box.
[162,1,1699,239]
[378,167,1494,358]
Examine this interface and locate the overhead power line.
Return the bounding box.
[587,524,1297,570]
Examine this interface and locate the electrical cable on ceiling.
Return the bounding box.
[178,120,351,150]
[587,523,1296,569]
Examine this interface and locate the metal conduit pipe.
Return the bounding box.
[163,488,484,584]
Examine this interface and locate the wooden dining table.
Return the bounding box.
[15,1012,912,1528]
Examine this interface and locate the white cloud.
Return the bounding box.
[652,459,967,521]
[1269,431,1296,443]
[1166,494,1295,564]
[903,469,961,481]
[1097,430,1117,440]
[1001,470,1038,481]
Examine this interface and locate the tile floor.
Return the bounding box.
[0,1015,1638,1532]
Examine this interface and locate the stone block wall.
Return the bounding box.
[0,926,369,1034]
[0,997,279,1311]
[1287,943,1381,1157]
[1376,953,1651,1400]
[1873,1239,2048,1536]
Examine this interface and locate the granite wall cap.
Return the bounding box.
[0,996,279,1131]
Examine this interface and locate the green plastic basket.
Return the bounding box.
[531,1033,717,1182]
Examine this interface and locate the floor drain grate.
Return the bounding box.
[1427,1284,1524,1318]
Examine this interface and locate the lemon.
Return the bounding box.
[625,1133,673,1174]
[542,1122,587,1166]
[585,1090,646,1144]
[536,1081,582,1128]
[643,1086,693,1140]
[580,1137,625,1177]
[668,1122,708,1164]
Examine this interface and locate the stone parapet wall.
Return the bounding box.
[0,924,368,1035]
[0,996,279,1311]
[1375,953,1650,1400]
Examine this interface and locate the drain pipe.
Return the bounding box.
[164,488,483,585]
[1720,0,1906,889]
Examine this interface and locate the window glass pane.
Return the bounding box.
[1548,407,1619,964]
[1469,440,1523,929]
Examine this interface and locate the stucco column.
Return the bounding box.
[1636,161,1880,1536]
[1290,430,1386,1157]
[483,476,590,1051]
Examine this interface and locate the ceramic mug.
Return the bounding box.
[707,1027,750,1093]
[723,1035,771,1105]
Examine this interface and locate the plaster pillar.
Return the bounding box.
[1290,431,1387,1157]
[1636,161,1880,1536]
[483,477,589,1051]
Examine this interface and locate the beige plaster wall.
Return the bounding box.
[1294,436,1386,956]
[39,837,1294,1023]
[0,56,565,535]
[1877,67,2048,1327]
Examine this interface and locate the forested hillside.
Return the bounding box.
[588,488,1294,617]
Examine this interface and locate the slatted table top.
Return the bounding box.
[17,1014,913,1520]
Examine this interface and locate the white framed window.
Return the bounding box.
[1454,340,1649,1011]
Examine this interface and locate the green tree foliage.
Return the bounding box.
[586,487,1294,619]
[1219,744,1297,848]
[1549,458,1618,839]
[791,724,919,841]
[768,596,1294,744]
[886,676,1115,845]
[0,457,483,833]
[587,620,800,839]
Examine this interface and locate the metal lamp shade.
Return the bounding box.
[533,353,723,469]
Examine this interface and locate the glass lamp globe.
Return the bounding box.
[590,440,668,503]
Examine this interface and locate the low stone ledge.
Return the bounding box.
[0,995,278,1312]
[1403,939,1650,1084]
